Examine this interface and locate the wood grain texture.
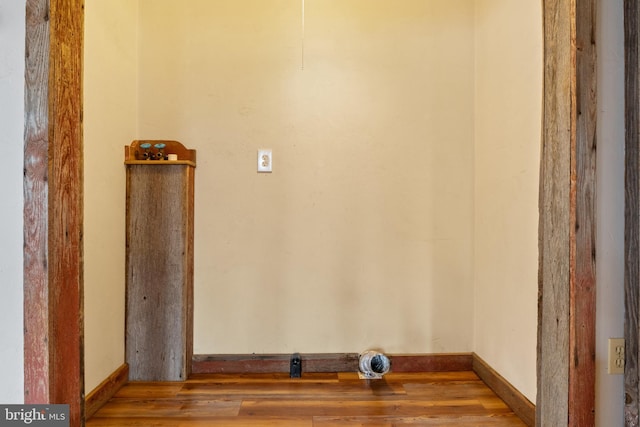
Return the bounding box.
[569,0,597,425]
[48,2,85,425]
[85,364,129,420]
[473,354,535,427]
[24,0,52,404]
[86,372,527,426]
[538,1,574,425]
[538,1,597,425]
[625,0,640,425]
[126,163,195,381]
[24,0,85,425]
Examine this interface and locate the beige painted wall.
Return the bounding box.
[0,0,26,403]
[473,0,541,402]
[137,0,476,354]
[595,0,625,424]
[84,0,138,392]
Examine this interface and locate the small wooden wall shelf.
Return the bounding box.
[124,139,196,166]
[125,140,196,381]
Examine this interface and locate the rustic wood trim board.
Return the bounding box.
[24,0,52,404]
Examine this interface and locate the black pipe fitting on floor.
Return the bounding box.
[290,353,302,378]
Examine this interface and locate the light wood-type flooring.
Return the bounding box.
[86,371,527,426]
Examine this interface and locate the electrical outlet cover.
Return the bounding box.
[608,338,625,375]
[258,149,272,173]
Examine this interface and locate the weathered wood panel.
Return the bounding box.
[538,0,597,426]
[625,0,640,425]
[48,0,85,423]
[24,0,85,425]
[570,0,597,425]
[126,163,195,381]
[24,0,52,404]
[537,0,573,425]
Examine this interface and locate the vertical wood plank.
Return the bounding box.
[185,166,195,378]
[24,0,51,404]
[24,0,85,425]
[538,0,573,425]
[538,0,597,425]
[625,0,640,424]
[570,0,597,425]
[49,0,84,423]
[126,164,195,381]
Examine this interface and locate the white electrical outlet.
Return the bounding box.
[257,149,272,173]
[608,338,625,375]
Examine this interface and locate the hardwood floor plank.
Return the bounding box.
[92,399,240,418]
[337,371,480,382]
[188,372,340,383]
[239,399,497,417]
[179,378,405,398]
[402,382,500,399]
[183,418,312,427]
[113,382,184,399]
[313,414,526,426]
[478,397,512,410]
[87,416,312,427]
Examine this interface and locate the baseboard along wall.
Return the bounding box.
[85,364,129,420]
[191,352,473,374]
[472,353,535,427]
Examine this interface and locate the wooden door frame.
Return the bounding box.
[23,1,597,426]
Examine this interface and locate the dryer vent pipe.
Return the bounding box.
[358,350,391,379]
